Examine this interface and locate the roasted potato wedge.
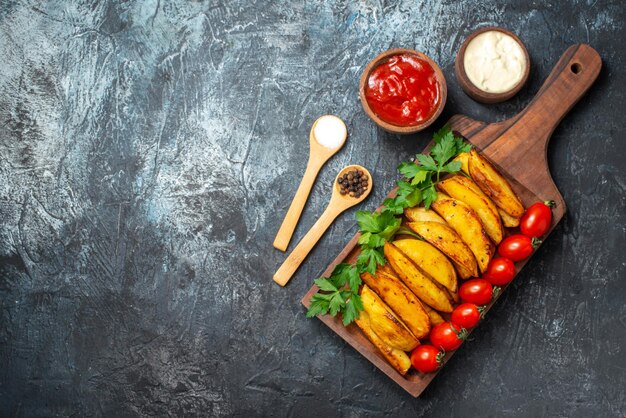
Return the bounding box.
[438,175,504,244]
[383,243,454,312]
[498,208,521,227]
[393,239,458,293]
[421,303,445,327]
[468,149,524,217]
[454,152,470,175]
[452,260,474,280]
[376,263,398,278]
[360,285,419,351]
[362,270,430,338]
[355,310,412,375]
[404,207,447,225]
[444,286,460,304]
[431,197,495,273]
[406,221,479,278]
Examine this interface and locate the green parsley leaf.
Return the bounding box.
[328,292,345,316]
[328,263,351,283]
[347,270,362,296]
[422,185,438,209]
[368,234,386,248]
[356,211,401,249]
[355,211,380,233]
[314,277,338,292]
[432,125,453,144]
[375,211,401,231]
[455,135,473,154]
[403,188,422,207]
[416,154,438,171]
[306,264,361,322]
[431,133,455,164]
[442,160,462,174]
[357,232,371,246]
[342,293,362,325]
[410,170,429,185]
[357,246,385,274]
[306,293,332,317]
[381,198,405,215]
[397,161,421,179]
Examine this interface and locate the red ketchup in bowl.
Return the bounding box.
[364,54,441,127]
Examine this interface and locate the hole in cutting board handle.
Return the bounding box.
[570,63,582,74]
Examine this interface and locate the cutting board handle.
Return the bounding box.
[476,44,601,201]
[514,44,602,137]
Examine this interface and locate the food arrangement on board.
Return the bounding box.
[272,26,602,396]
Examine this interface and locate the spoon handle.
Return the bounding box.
[273,156,325,251]
[273,203,343,286]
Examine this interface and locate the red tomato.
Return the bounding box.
[429,322,467,351]
[410,345,443,373]
[459,279,493,305]
[498,234,541,262]
[520,200,555,238]
[483,257,516,286]
[451,303,482,329]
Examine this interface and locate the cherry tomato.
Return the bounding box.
[459,279,493,305]
[483,257,516,286]
[410,345,443,373]
[451,303,482,329]
[498,234,541,262]
[520,200,555,238]
[429,322,467,351]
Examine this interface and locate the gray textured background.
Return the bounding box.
[0,1,624,417]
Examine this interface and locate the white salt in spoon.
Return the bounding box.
[273,115,347,251]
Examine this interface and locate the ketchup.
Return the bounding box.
[365,54,441,127]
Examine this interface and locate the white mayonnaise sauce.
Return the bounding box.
[463,31,527,93]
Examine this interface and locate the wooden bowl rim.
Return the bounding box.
[455,27,530,103]
[359,48,447,135]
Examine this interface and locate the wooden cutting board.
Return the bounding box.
[301,44,602,397]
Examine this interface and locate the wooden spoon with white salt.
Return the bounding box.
[273,115,347,252]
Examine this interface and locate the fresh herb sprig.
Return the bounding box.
[306,263,363,325]
[306,126,470,324]
[384,127,472,214]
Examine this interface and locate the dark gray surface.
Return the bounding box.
[0,1,624,417]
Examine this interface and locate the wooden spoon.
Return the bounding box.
[273,115,347,252]
[273,165,372,286]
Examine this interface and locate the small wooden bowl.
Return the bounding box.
[359,48,447,135]
[455,27,530,104]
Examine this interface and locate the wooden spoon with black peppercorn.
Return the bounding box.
[273,165,373,286]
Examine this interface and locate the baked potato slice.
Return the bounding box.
[383,243,454,312]
[445,286,460,304]
[454,152,470,175]
[438,175,504,244]
[421,303,445,327]
[406,221,479,278]
[468,149,524,217]
[393,239,458,293]
[498,208,521,227]
[355,310,412,375]
[376,263,399,278]
[362,270,430,339]
[431,197,495,273]
[404,207,447,225]
[452,260,475,280]
[360,285,419,351]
